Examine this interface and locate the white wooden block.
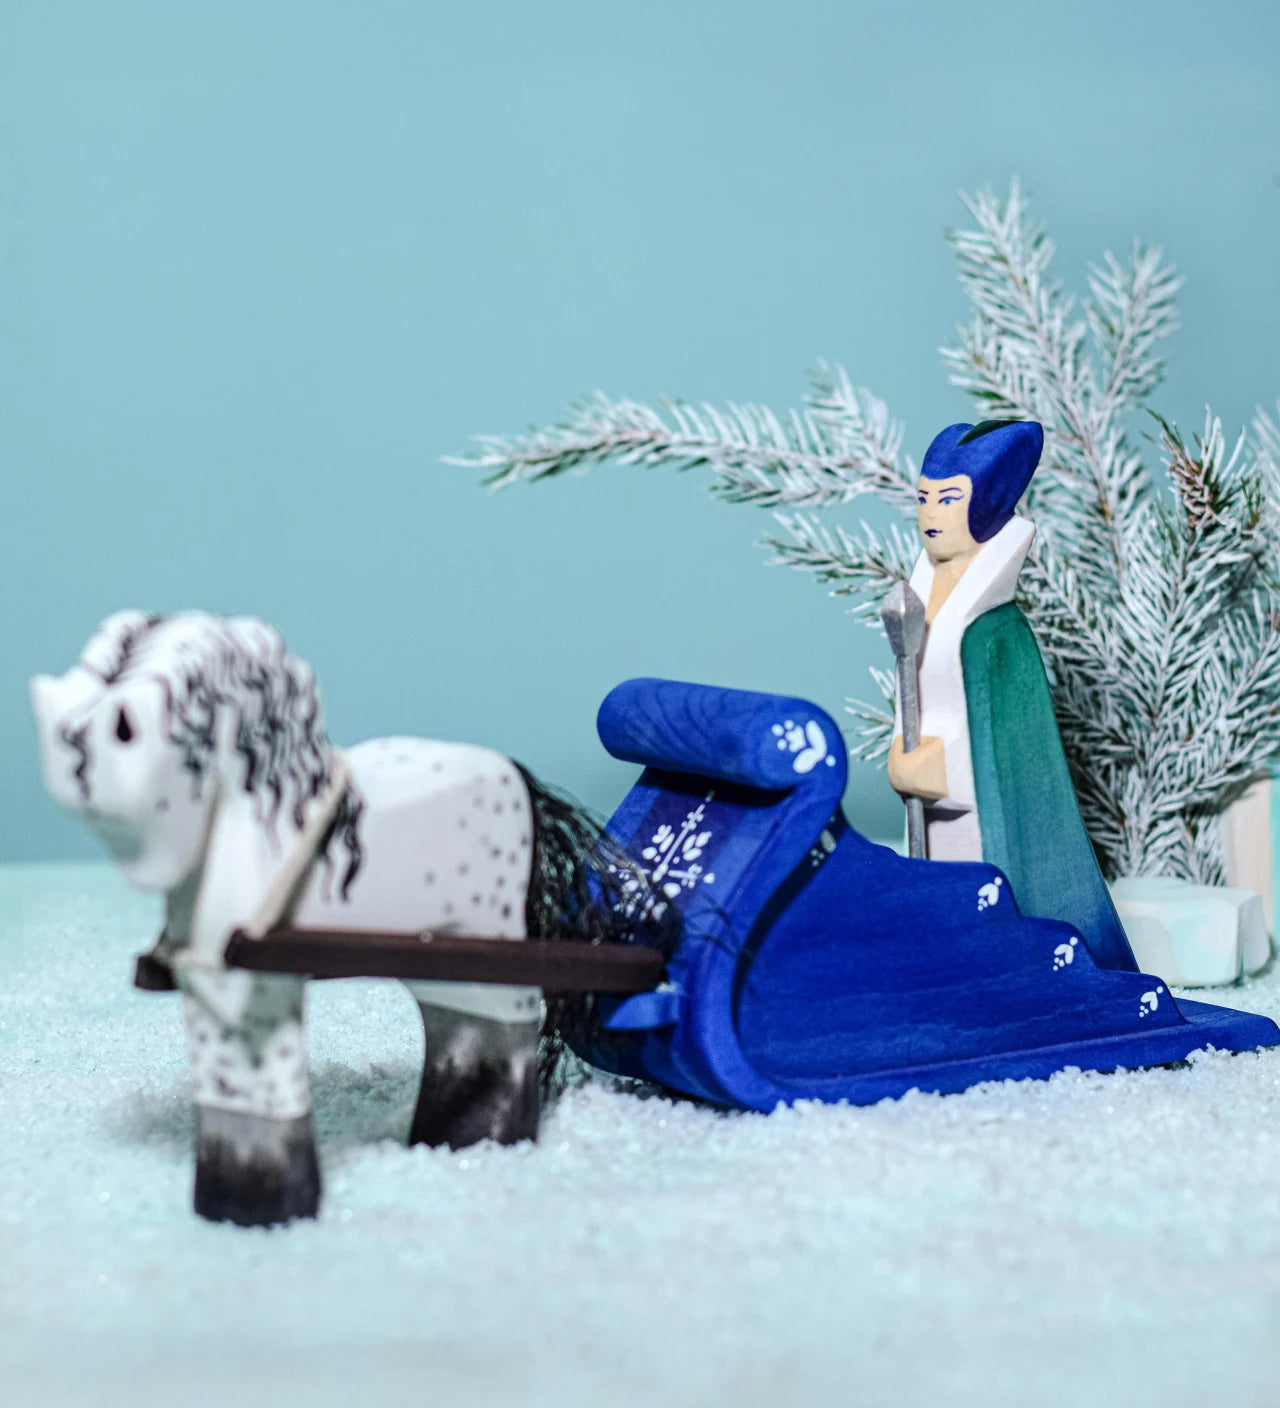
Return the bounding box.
[1109,877,1272,987]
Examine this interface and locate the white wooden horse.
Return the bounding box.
[30,611,655,1226]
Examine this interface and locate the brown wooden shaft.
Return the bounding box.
[223,926,665,992]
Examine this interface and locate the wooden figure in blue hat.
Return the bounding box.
[887,419,1137,971]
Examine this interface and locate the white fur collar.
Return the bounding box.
[907,515,1036,632]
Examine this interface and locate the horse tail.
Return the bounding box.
[513,762,678,1088]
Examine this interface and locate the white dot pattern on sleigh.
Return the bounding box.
[771,719,837,773]
[808,828,838,869]
[1140,986,1164,1018]
[977,876,1003,911]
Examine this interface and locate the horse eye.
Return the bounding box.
[115,708,136,744]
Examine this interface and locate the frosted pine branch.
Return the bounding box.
[1249,404,1280,558]
[845,666,897,764]
[1053,409,1280,881]
[452,380,917,511]
[1087,246,1182,421]
[802,362,918,508]
[943,182,1092,441]
[766,515,916,625]
[1254,402,1280,483]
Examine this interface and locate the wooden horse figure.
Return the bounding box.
[30,611,666,1227]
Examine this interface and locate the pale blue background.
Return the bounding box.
[2,0,1278,861]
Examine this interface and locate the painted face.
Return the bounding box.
[916,475,978,564]
[30,669,215,892]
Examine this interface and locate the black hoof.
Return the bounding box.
[193,1107,322,1226]
[134,951,176,991]
[410,1009,540,1149]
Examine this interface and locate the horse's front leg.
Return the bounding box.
[178,971,321,1226]
[406,982,541,1149]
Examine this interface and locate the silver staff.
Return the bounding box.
[880,581,928,859]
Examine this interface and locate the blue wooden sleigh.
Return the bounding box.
[582,678,1280,1107]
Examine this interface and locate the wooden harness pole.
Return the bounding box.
[137,927,666,994]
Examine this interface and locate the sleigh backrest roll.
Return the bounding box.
[589,678,848,1106]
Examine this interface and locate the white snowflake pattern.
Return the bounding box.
[770,719,837,774]
[1139,986,1164,1018]
[977,876,1004,911]
[1052,936,1079,970]
[640,798,718,899]
[612,792,719,919]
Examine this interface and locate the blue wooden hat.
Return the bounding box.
[920,419,1044,542]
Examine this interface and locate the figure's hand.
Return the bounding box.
[887,735,948,802]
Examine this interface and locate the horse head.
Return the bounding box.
[30,611,335,902]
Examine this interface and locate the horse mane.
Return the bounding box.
[91,614,364,892]
[79,609,164,684]
[108,614,326,825]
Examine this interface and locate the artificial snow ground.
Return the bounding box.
[6,865,1280,1408]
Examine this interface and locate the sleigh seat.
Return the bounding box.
[584,678,1280,1110]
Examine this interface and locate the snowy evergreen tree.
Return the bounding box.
[454,184,1280,884]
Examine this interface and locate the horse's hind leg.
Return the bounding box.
[411,1007,541,1149]
[407,983,541,1149]
[179,972,322,1226]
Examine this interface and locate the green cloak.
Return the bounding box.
[961,600,1137,973]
